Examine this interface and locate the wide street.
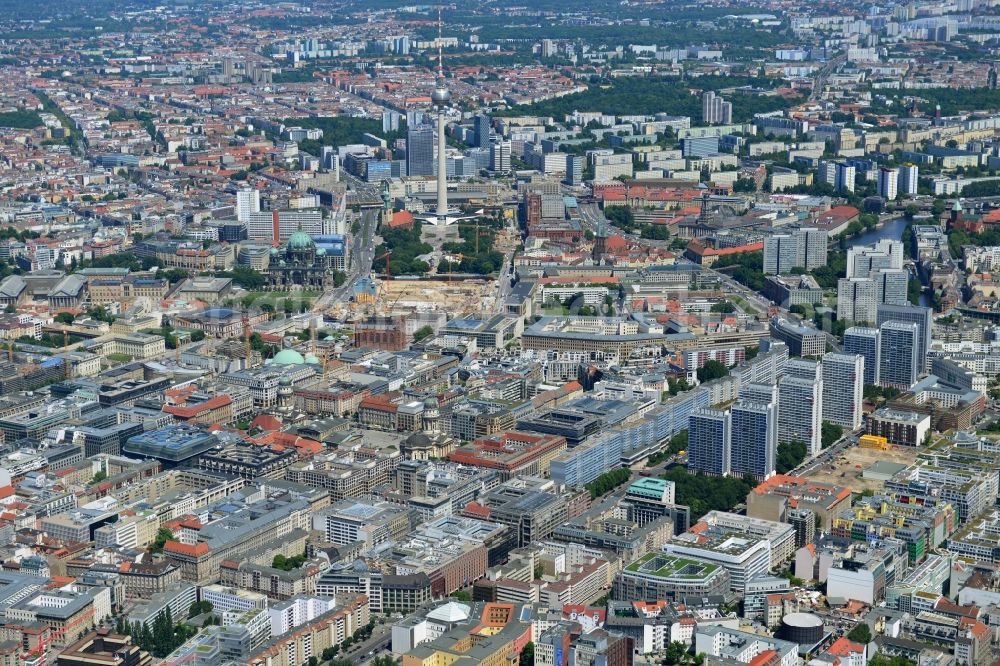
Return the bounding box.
[314,207,379,314]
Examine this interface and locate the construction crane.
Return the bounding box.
[242,312,251,367]
[453,220,485,256]
[62,328,70,379]
[445,253,463,283]
[375,250,393,280]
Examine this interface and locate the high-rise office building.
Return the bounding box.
[821,352,864,430]
[778,375,822,456]
[406,124,435,177]
[474,114,492,148]
[490,140,511,174]
[702,91,733,125]
[236,188,260,223]
[899,164,919,196]
[877,303,932,367]
[245,209,328,245]
[878,321,919,389]
[689,408,731,476]
[843,327,880,385]
[872,268,909,306]
[837,278,877,324]
[730,401,777,481]
[564,154,583,186]
[877,167,899,200]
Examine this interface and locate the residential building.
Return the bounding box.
[688,408,730,476]
[879,321,920,389]
[730,401,776,482]
[843,327,880,386]
[878,167,899,200]
[822,353,864,430]
[837,278,877,325]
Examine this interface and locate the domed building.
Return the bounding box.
[400,395,456,460]
[266,227,342,290]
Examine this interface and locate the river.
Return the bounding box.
[838,215,931,308]
[844,216,908,247]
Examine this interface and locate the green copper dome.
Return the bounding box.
[269,349,305,365]
[287,230,314,249]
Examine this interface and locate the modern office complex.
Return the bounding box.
[406,124,435,177]
[613,552,731,601]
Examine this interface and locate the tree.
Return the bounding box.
[697,360,729,383]
[373,657,398,666]
[413,325,434,342]
[776,441,807,474]
[188,600,213,618]
[451,590,472,602]
[662,467,755,521]
[821,421,843,449]
[91,471,107,484]
[519,642,535,666]
[191,330,206,342]
[604,205,635,231]
[710,300,735,313]
[584,468,632,499]
[665,641,690,665]
[847,623,872,644]
[151,527,175,553]
[54,312,75,325]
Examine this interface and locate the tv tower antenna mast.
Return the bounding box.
[430,5,452,224]
[437,6,444,79]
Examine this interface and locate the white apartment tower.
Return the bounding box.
[821,352,864,430]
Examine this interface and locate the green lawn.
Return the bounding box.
[240,290,320,308]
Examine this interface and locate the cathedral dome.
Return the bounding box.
[404,431,433,450]
[287,230,314,250]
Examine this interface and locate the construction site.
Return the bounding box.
[806,443,920,494]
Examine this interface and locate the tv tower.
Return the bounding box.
[430,6,452,223]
